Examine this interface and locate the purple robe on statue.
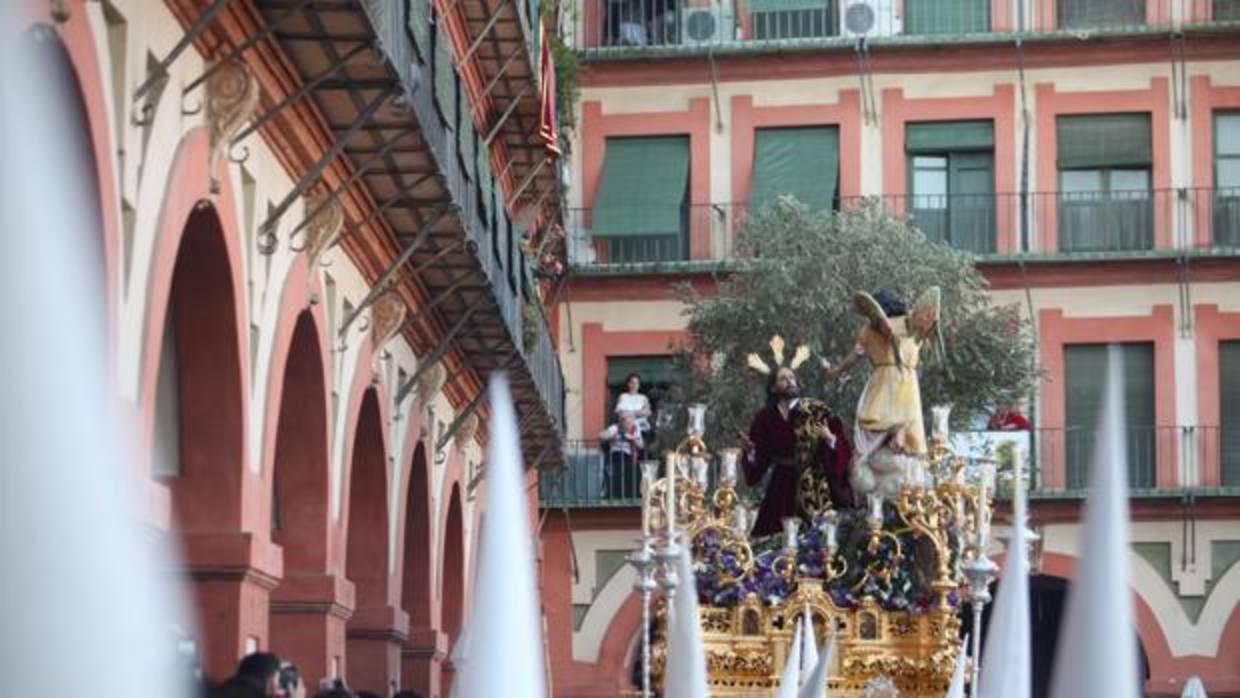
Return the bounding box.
[743,401,853,537]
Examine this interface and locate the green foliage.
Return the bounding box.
[670,198,1039,448]
[541,1,583,134]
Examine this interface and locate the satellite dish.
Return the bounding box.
[686,10,718,41]
[844,1,877,34]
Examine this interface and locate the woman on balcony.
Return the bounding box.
[614,372,653,438]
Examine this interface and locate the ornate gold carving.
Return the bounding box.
[205,60,259,194]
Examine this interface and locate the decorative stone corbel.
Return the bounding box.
[454,413,479,452]
[299,192,344,269]
[369,291,407,359]
[205,59,259,194]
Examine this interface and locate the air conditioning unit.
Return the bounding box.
[681,3,737,45]
[840,0,902,38]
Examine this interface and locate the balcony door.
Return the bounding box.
[1215,112,1240,246]
[1057,114,1154,252]
[1064,343,1156,489]
[906,120,996,253]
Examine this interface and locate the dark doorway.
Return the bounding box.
[970,573,1150,697]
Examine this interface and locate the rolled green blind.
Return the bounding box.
[746,0,831,10]
[906,120,995,152]
[904,0,990,34]
[593,137,690,238]
[750,126,839,213]
[607,356,676,386]
[1057,114,1152,169]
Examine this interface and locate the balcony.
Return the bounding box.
[573,0,1240,55]
[566,188,1240,270]
[538,427,1240,509]
[253,1,565,465]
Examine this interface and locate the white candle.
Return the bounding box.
[733,506,749,535]
[692,457,708,489]
[782,517,800,551]
[640,461,656,538]
[869,495,884,524]
[719,448,739,485]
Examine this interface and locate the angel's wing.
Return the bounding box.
[852,291,895,341]
[910,287,941,340]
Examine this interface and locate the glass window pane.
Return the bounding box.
[1217,113,1240,156]
[1110,169,1150,198]
[1218,158,1240,190]
[913,162,948,210]
[1061,170,1102,194]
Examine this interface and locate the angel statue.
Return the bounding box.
[827,288,941,500]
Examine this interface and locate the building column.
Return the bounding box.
[346,605,409,695]
[180,531,282,681]
[402,628,447,698]
[270,573,355,688]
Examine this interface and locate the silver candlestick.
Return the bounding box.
[962,554,998,698]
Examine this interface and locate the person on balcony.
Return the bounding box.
[614,372,653,438]
[988,402,1032,431]
[740,337,853,537]
[599,412,644,498]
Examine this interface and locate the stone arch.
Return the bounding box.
[20,24,109,365]
[442,485,466,643]
[139,128,250,487]
[402,442,434,628]
[28,13,121,324]
[270,310,332,573]
[162,203,246,532]
[346,388,392,606]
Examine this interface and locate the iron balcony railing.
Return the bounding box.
[540,427,1240,508]
[567,188,1240,265]
[575,0,1240,52]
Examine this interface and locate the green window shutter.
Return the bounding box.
[1221,341,1240,485]
[746,0,831,10]
[408,0,430,62]
[606,356,676,386]
[592,137,689,238]
[947,152,996,252]
[905,0,990,34]
[1064,343,1156,489]
[750,126,839,213]
[434,21,456,128]
[1058,0,1145,28]
[906,121,994,153]
[1057,114,1152,169]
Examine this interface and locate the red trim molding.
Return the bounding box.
[581,324,689,436]
[1194,304,1240,486]
[1190,77,1240,247]
[1034,79,1172,251]
[1037,305,1178,488]
[580,99,713,258]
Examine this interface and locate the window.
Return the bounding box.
[601,0,680,47]
[605,356,676,438]
[751,126,840,214]
[749,0,836,40]
[906,121,996,253]
[1058,0,1145,28]
[905,0,989,34]
[591,136,690,263]
[1056,114,1153,251]
[1221,341,1240,486]
[1063,343,1156,489]
[1217,0,1240,20]
[1214,113,1240,246]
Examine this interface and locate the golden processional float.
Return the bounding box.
[627,404,1001,698]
